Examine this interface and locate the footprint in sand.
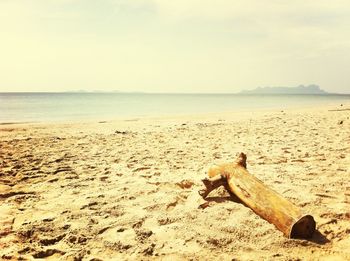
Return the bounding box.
[0,204,15,237]
[15,218,69,258]
[175,179,195,189]
[32,249,66,259]
[318,212,350,240]
[39,234,66,246]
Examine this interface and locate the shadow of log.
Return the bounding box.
[199,176,248,207]
[204,195,242,204]
[291,230,330,245]
[308,230,330,245]
[198,188,249,210]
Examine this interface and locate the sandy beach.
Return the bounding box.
[0,105,349,260]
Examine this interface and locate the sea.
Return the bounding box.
[0,92,349,123]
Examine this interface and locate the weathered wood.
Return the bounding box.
[200,153,316,239]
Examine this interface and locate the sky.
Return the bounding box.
[0,0,349,93]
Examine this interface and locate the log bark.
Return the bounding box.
[200,153,316,239]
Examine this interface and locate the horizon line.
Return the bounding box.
[0,91,349,95]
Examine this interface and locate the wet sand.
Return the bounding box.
[0,105,349,260]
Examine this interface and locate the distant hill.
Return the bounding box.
[240,85,328,94]
[64,90,121,93]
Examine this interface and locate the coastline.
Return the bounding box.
[1,104,349,260]
[0,99,349,126]
[1,93,349,124]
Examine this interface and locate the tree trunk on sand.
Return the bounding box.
[200,153,315,239]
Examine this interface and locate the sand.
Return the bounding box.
[0,105,349,260]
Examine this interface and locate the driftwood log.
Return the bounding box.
[200,153,316,239]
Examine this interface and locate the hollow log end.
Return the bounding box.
[289,215,316,239]
[235,152,247,169]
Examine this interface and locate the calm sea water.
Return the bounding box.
[0,92,349,123]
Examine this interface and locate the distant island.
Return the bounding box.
[240,84,328,95]
[64,90,121,93]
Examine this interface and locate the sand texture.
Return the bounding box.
[0,106,349,260]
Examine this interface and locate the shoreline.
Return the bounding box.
[0,101,349,127]
[1,104,349,260]
[1,94,349,125]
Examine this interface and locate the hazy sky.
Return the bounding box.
[1,0,349,93]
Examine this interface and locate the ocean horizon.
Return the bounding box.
[1,92,349,123]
